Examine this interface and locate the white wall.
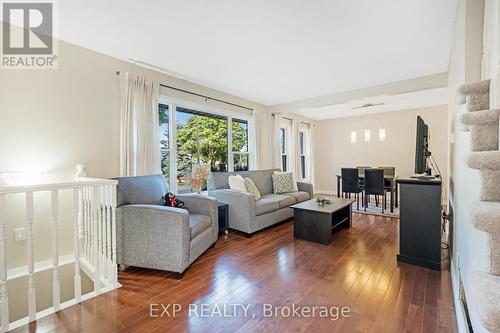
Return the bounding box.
[313,106,449,197]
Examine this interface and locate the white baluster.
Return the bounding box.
[73,188,81,301]
[26,192,36,321]
[0,195,9,333]
[85,187,91,263]
[111,185,118,285]
[99,186,106,279]
[51,190,60,311]
[106,186,113,280]
[92,186,101,293]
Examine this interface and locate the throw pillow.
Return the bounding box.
[272,172,296,194]
[244,177,261,200]
[274,171,298,192]
[228,174,246,192]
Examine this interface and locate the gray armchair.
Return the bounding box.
[115,175,218,276]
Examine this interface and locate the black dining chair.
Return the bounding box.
[341,168,363,210]
[379,166,396,208]
[364,168,391,213]
[356,166,371,191]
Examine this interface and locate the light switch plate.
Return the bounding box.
[14,228,26,241]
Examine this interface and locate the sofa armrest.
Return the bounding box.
[206,189,256,233]
[116,204,190,271]
[297,181,314,199]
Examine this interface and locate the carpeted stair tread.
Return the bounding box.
[458,79,491,95]
[458,79,491,111]
[470,202,500,274]
[468,151,500,170]
[469,271,500,332]
[470,202,500,231]
[462,109,500,125]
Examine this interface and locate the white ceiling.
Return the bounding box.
[57,0,457,106]
[295,87,448,120]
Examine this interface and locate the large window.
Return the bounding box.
[159,103,251,192]
[159,104,170,184]
[232,118,249,171]
[280,127,288,172]
[176,107,228,192]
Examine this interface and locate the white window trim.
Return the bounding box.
[158,96,254,192]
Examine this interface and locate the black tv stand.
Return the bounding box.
[396,177,442,270]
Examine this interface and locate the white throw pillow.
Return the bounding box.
[272,172,296,194]
[274,171,298,192]
[228,174,246,192]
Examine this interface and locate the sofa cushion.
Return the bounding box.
[286,191,310,203]
[255,194,296,216]
[189,214,212,239]
[255,197,279,216]
[115,174,169,207]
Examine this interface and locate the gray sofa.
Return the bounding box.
[115,174,218,276]
[207,169,313,235]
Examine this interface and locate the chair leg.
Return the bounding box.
[382,194,385,214]
[364,193,367,212]
[375,195,379,207]
[356,193,359,210]
[384,193,387,210]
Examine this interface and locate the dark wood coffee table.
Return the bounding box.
[291,197,355,245]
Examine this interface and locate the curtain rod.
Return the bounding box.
[116,71,254,112]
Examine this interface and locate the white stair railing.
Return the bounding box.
[0,176,120,332]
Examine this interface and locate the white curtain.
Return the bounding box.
[273,113,282,169]
[290,119,301,181]
[120,72,160,176]
[249,110,259,170]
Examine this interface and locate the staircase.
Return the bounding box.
[458,79,500,332]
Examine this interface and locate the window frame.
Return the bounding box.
[279,125,290,172]
[298,124,311,181]
[158,97,253,193]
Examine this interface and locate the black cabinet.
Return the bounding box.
[217,202,229,235]
[396,178,442,270]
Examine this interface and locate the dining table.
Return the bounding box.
[336,174,398,213]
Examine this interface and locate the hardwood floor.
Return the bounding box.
[13,213,457,333]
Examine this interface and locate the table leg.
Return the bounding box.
[395,182,398,207]
[337,176,340,198]
[390,182,394,213]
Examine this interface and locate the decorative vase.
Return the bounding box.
[190,163,211,194]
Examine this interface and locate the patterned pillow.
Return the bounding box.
[274,171,298,191]
[228,174,246,192]
[244,178,261,200]
[272,172,296,194]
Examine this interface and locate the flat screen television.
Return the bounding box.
[414,116,429,175]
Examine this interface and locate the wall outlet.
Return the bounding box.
[14,228,26,241]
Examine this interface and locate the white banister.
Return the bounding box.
[0,195,9,333]
[51,190,60,311]
[73,188,82,301]
[0,176,119,331]
[25,192,36,321]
